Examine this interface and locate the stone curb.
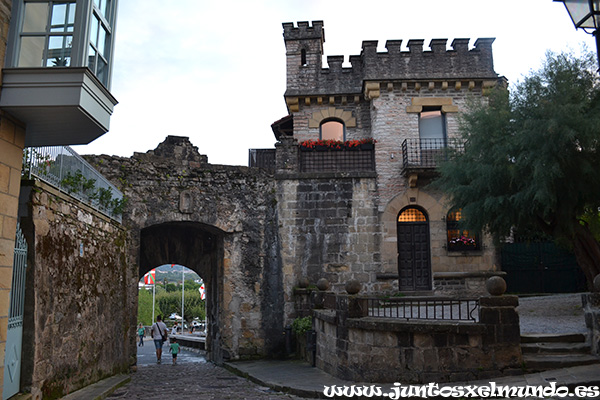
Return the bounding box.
[225,360,600,400]
[59,374,131,400]
[224,362,324,399]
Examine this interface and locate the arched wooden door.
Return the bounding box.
[397,207,432,291]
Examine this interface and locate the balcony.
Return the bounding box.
[401,138,464,172]
[299,146,375,173]
[248,149,276,172]
[22,145,124,222]
[0,68,117,147]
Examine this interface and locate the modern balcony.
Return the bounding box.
[0,68,118,147]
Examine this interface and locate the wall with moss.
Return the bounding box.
[18,180,136,400]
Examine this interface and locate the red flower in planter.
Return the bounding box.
[299,138,377,150]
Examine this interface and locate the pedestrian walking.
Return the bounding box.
[169,337,180,365]
[150,315,168,364]
[137,323,145,347]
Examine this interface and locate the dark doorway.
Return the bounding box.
[397,207,432,291]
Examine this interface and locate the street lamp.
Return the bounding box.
[555,0,600,66]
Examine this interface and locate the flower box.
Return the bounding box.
[299,138,376,152]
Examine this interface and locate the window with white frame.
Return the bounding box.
[17,1,77,67]
[88,0,113,86]
[8,0,117,88]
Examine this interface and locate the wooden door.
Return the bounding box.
[397,208,432,291]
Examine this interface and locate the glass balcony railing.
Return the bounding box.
[22,145,124,222]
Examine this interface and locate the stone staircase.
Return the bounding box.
[521,333,600,372]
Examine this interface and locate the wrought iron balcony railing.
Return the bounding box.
[366,297,479,322]
[401,138,464,171]
[299,147,375,172]
[248,149,276,172]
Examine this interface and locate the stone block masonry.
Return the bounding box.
[276,170,382,324]
[313,293,523,383]
[86,136,284,362]
[18,180,136,400]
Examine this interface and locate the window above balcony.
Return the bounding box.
[0,0,118,147]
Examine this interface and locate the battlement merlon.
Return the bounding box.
[283,21,499,97]
[283,21,325,43]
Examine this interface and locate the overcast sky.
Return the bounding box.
[73,0,597,166]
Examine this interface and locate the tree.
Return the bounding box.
[138,288,161,325]
[156,291,205,322]
[434,50,600,288]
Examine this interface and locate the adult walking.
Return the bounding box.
[150,315,168,364]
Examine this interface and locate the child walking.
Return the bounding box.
[169,337,180,365]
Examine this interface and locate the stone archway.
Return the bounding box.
[86,136,284,364]
[139,221,223,360]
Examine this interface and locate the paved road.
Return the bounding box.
[109,294,590,399]
[136,337,208,366]
[518,293,587,334]
[107,338,300,399]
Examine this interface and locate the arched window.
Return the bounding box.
[320,119,345,141]
[398,207,427,222]
[301,48,307,66]
[446,208,480,251]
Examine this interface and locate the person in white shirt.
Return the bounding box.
[171,323,178,335]
[150,315,168,364]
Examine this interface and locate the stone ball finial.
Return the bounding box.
[345,279,361,295]
[316,278,330,291]
[486,276,507,296]
[593,274,600,293]
[298,277,309,289]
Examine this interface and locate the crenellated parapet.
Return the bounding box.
[283,21,500,99]
[283,20,324,43]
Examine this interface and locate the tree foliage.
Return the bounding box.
[138,288,160,326]
[434,50,600,287]
[156,291,205,323]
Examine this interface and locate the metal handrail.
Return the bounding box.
[22,146,123,222]
[401,138,464,169]
[366,297,479,322]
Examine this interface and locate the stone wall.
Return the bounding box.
[276,164,381,323]
[86,136,283,361]
[18,180,136,399]
[583,293,600,356]
[279,21,503,297]
[313,293,523,383]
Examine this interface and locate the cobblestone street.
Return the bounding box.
[106,362,301,399]
[106,340,300,399]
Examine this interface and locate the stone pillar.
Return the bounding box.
[0,117,26,394]
[582,292,600,356]
[479,295,523,370]
[275,136,299,173]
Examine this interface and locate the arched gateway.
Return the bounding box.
[88,136,283,362]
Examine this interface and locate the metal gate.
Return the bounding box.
[3,223,27,400]
[501,242,585,293]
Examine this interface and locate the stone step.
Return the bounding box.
[520,333,587,344]
[523,353,600,372]
[521,341,591,354]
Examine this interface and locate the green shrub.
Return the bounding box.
[291,316,312,335]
